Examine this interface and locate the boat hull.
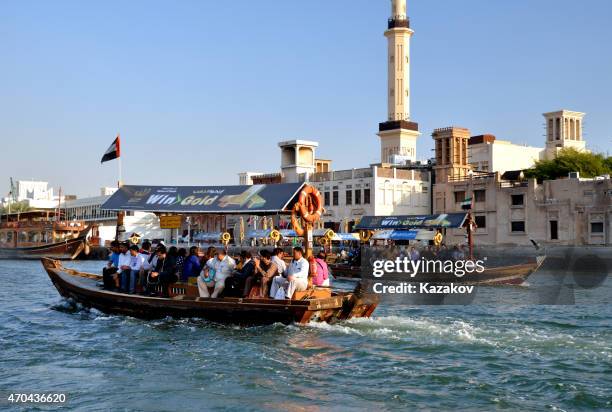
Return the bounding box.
[331,256,546,285]
[0,235,88,260]
[41,258,379,325]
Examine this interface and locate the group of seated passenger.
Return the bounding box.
[103,240,182,297]
[102,242,331,300]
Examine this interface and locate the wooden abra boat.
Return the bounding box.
[330,256,546,285]
[0,211,90,260]
[41,258,379,325]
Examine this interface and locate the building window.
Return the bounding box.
[332,191,339,206]
[475,215,486,229]
[355,189,361,205]
[474,190,486,203]
[550,220,558,240]
[324,192,330,207]
[454,191,466,203]
[346,190,352,206]
[591,222,604,233]
[511,194,524,206]
[364,189,371,205]
[511,221,526,233]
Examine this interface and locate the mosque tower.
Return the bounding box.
[378,0,420,164]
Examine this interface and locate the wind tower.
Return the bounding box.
[432,127,472,183]
[378,0,420,164]
[543,110,586,159]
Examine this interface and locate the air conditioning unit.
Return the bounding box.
[568,172,580,179]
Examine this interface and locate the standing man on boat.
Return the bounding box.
[270,247,309,299]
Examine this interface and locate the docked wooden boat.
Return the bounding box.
[0,211,91,260]
[41,258,379,325]
[331,256,546,285]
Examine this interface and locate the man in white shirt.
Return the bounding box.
[270,247,309,299]
[117,243,132,293]
[198,249,236,298]
[271,248,287,277]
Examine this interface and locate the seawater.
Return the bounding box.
[0,260,610,411]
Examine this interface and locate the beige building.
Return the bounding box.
[462,110,589,175]
[308,165,430,231]
[432,114,609,246]
[433,173,611,246]
[469,134,544,174]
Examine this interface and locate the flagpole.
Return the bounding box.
[118,156,123,188]
[115,133,124,242]
[117,133,123,188]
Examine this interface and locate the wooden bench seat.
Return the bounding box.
[165,282,332,301]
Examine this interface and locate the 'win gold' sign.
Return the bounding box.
[159,215,182,229]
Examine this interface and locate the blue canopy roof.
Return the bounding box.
[356,213,468,230]
[372,230,418,241]
[101,183,305,215]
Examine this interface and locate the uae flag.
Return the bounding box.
[101,136,121,163]
[460,197,473,210]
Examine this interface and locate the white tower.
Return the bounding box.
[377,0,420,164]
[543,110,587,159]
[278,140,318,183]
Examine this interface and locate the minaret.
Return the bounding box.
[378,0,420,164]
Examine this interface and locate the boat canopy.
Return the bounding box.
[332,233,360,242]
[0,210,63,222]
[246,229,272,239]
[192,232,224,241]
[355,213,468,230]
[101,183,306,215]
[279,229,298,238]
[372,229,435,241]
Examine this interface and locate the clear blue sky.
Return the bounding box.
[1,0,611,197]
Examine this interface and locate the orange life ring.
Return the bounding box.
[297,186,323,224]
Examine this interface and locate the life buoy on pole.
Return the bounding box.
[221,232,231,243]
[324,229,335,241]
[359,230,373,243]
[291,185,324,237]
[296,185,324,224]
[269,229,281,242]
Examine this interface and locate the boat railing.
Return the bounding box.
[54,221,85,230]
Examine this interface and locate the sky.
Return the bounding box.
[1,0,611,197]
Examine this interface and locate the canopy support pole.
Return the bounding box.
[304,222,313,258]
